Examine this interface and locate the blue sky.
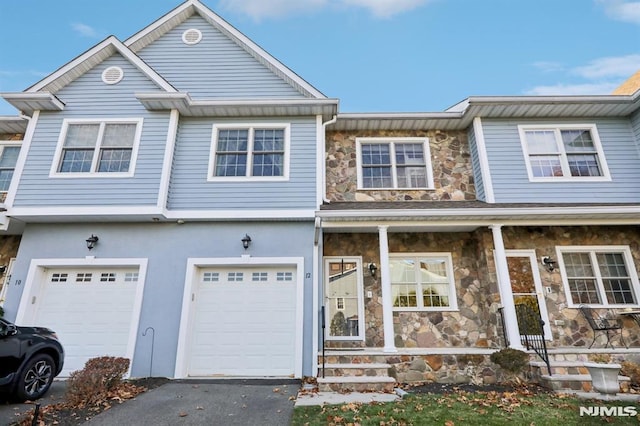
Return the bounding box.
[0,0,639,115]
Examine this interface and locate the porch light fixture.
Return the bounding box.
[241,234,252,250]
[86,234,99,250]
[368,262,378,277]
[541,256,556,272]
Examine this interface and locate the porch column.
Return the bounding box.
[378,225,397,353]
[489,224,524,350]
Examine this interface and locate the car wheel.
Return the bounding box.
[15,354,55,401]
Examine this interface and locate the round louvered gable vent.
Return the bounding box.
[101,66,124,85]
[182,28,202,45]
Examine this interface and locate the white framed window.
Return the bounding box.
[0,143,20,193]
[336,297,345,310]
[557,246,640,307]
[51,118,143,177]
[518,124,610,181]
[356,137,434,190]
[390,253,457,311]
[208,123,290,181]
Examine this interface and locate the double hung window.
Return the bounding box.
[0,144,20,193]
[559,246,640,307]
[53,119,142,176]
[519,124,609,181]
[390,254,457,311]
[210,124,289,180]
[357,138,433,189]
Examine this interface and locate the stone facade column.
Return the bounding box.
[378,225,397,353]
[489,224,523,350]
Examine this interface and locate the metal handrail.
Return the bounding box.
[321,305,326,378]
[515,303,551,376]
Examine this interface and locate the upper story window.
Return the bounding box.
[558,246,640,308]
[0,144,20,193]
[390,253,458,311]
[356,138,434,190]
[52,119,142,177]
[518,124,610,181]
[209,124,290,181]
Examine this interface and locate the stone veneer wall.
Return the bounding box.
[495,225,640,348]
[0,235,21,301]
[325,130,475,202]
[324,225,640,350]
[323,228,502,349]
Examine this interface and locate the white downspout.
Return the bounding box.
[318,115,337,205]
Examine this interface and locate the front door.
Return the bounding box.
[324,257,364,340]
[506,250,552,340]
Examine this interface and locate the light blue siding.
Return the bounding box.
[467,127,485,201]
[2,221,316,377]
[13,55,171,207]
[482,118,640,203]
[168,117,318,210]
[136,15,306,99]
[632,110,640,156]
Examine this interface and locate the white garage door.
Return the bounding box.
[31,267,140,376]
[188,266,297,376]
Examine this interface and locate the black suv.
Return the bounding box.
[0,318,64,401]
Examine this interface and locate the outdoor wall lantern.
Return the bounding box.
[241,234,252,250]
[368,262,378,277]
[541,256,556,272]
[86,234,99,250]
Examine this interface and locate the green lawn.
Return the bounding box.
[292,389,640,425]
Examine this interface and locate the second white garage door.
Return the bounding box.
[188,266,297,377]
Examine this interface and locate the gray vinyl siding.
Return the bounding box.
[632,110,640,156]
[482,118,640,203]
[168,117,317,210]
[136,15,305,99]
[13,55,170,207]
[467,127,485,201]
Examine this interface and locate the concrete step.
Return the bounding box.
[320,363,391,377]
[530,360,589,376]
[317,376,396,393]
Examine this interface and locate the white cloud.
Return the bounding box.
[217,0,432,20]
[71,22,100,38]
[573,54,640,79]
[217,0,327,20]
[532,61,565,73]
[342,0,433,18]
[524,82,620,96]
[596,0,640,24]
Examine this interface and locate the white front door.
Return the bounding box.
[506,250,552,340]
[324,257,364,340]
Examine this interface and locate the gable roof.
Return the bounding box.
[612,70,640,96]
[124,0,326,99]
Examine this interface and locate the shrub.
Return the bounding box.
[65,356,130,408]
[621,361,640,387]
[490,348,529,375]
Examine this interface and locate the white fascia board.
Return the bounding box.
[157,109,180,210]
[27,36,176,94]
[164,209,316,220]
[8,206,163,217]
[317,205,640,219]
[125,0,326,99]
[472,117,495,203]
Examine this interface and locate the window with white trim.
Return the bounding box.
[518,124,609,181]
[357,138,434,189]
[210,124,289,180]
[390,254,457,311]
[0,144,20,192]
[558,246,640,307]
[53,119,142,176]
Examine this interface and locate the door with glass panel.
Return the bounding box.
[506,250,552,339]
[324,258,364,340]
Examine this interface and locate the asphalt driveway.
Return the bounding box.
[1,379,299,426]
[86,379,299,426]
